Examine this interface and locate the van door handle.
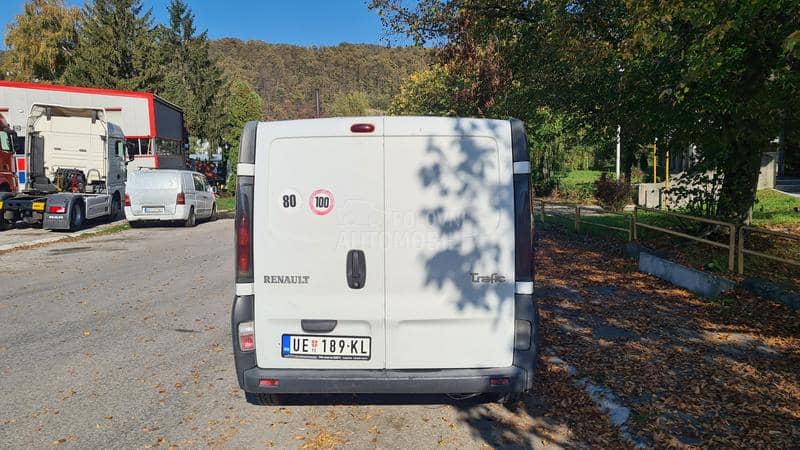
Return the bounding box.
[346,249,366,289]
[301,320,337,333]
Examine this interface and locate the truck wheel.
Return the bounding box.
[184,207,196,227]
[108,195,121,222]
[69,202,85,231]
[245,392,279,406]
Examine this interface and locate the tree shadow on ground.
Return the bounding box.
[532,227,800,448]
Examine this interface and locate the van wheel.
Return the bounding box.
[209,204,217,221]
[245,392,279,406]
[184,207,196,227]
[69,202,85,231]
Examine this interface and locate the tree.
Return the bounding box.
[62,0,161,91]
[220,78,263,181]
[388,64,462,116]
[156,0,222,142]
[2,0,80,82]
[372,0,800,222]
[327,91,370,116]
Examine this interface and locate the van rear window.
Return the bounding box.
[130,172,179,189]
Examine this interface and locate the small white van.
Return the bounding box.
[231,117,536,404]
[124,169,216,227]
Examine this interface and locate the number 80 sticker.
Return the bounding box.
[309,189,335,216]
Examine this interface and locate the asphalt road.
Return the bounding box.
[0,219,568,449]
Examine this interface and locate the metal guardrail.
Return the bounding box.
[533,198,797,277]
[737,226,800,275]
[633,206,736,272]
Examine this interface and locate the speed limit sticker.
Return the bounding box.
[309,189,335,216]
[280,189,300,214]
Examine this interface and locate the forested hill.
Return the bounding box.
[209,39,430,120]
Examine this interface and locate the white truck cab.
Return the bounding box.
[231,117,536,404]
[1,104,128,230]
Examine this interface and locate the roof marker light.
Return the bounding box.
[350,123,374,133]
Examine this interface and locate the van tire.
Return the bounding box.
[69,202,85,231]
[184,207,196,227]
[245,392,279,406]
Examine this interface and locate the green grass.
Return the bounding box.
[559,170,604,188]
[554,170,603,202]
[216,195,235,211]
[752,190,800,227]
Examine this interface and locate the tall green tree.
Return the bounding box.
[157,0,222,142]
[2,0,80,82]
[63,0,160,91]
[221,78,263,180]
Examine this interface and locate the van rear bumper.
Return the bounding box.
[241,366,528,394]
[232,293,539,395]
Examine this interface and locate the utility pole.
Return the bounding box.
[665,147,670,207]
[314,88,321,119]
[652,138,658,183]
[616,125,621,180]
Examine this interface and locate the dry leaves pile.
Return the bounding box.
[534,229,800,448]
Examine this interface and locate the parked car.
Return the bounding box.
[124,169,216,227]
[231,117,536,405]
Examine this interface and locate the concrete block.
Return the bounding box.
[639,252,735,298]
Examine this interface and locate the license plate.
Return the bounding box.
[143,207,164,214]
[281,334,371,360]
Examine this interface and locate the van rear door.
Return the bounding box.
[383,118,516,369]
[253,119,386,369]
[128,171,180,215]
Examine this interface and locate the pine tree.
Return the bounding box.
[62,0,160,91]
[157,0,223,144]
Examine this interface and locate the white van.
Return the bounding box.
[124,169,216,227]
[231,117,536,404]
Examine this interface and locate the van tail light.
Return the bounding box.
[235,176,254,283]
[48,205,66,214]
[124,194,131,207]
[259,379,279,387]
[238,321,255,352]
[176,192,186,205]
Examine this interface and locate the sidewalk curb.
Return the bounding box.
[0,211,235,254]
[546,355,649,449]
[0,220,129,254]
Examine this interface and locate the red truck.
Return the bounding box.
[0,113,18,193]
[0,113,19,229]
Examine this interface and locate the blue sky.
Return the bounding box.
[2,0,405,49]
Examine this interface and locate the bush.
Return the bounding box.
[558,182,594,202]
[532,174,557,197]
[594,173,632,211]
